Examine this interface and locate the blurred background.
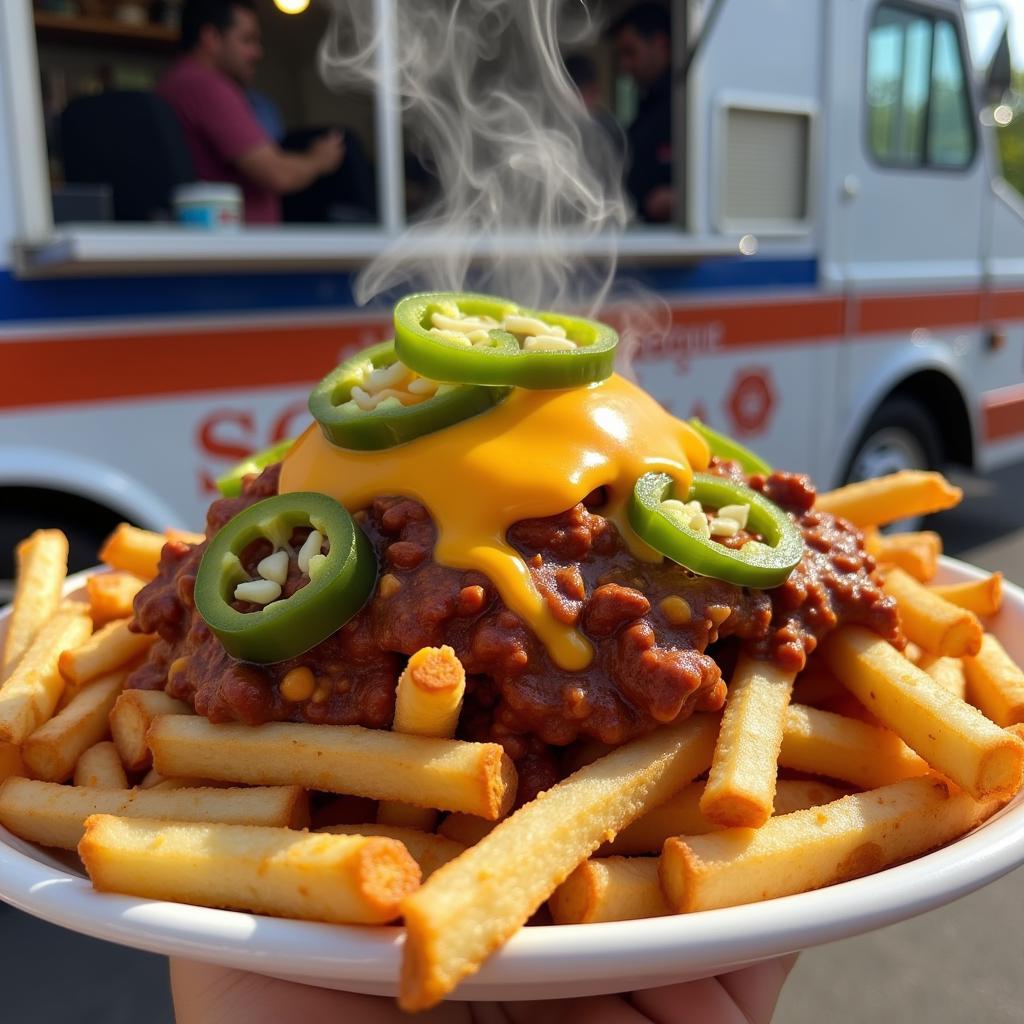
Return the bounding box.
[0,0,1023,1020]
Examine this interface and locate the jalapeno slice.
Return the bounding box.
[194,492,376,663]
[688,419,773,476]
[393,291,618,389]
[216,439,295,498]
[629,472,803,588]
[309,340,509,451]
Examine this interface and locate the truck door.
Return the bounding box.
[826,0,986,480]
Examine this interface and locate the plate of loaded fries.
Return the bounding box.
[0,293,1022,1011]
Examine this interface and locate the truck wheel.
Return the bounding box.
[0,489,124,604]
[843,398,943,532]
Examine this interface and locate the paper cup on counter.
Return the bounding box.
[173,183,243,230]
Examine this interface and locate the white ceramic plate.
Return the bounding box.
[1,558,1022,1002]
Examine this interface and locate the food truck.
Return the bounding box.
[0,0,1022,584]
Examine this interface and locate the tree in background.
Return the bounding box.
[996,72,1024,195]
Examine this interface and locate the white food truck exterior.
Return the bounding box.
[0,0,1021,558]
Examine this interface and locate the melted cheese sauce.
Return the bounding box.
[280,374,709,670]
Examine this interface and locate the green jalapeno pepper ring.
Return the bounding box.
[688,418,773,477]
[629,472,804,588]
[195,492,376,663]
[393,291,618,389]
[216,439,295,498]
[309,340,509,451]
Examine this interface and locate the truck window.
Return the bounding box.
[866,3,975,170]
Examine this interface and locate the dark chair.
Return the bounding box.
[280,126,377,224]
[60,92,196,222]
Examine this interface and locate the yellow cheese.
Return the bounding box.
[280,375,708,669]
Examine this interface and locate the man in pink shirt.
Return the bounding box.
[158,0,343,224]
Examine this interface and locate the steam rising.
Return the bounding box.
[319,0,628,314]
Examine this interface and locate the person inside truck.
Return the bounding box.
[610,2,674,223]
[157,0,344,224]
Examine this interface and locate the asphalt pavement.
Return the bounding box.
[1,464,1022,1023]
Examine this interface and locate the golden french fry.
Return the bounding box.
[930,574,1003,618]
[865,529,941,582]
[884,568,983,657]
[2,530,69,681]
[109,689,191,772]
[164,528,205,547]
[79,815,418,925]
[73,741,128,789]
[437,813,496,846]
[0,776,308,849]
[779,702,928,788]
[0,607,92,744]
[0,742,25,783]
[22,670,126,782]
[58,619,155,689]
[660,776,1004,913]
[919,655,967,701]
[701,655,795,828]
[98,524,165,581]
[903,641,925,665]
[149,717,517,820]
[320,824,465,879]
[399,715,719,1012]
[601,777,848,856]
[378,645,466,830]
[964,634,1024,727]
[86,573,146,628]
[149,777,230,791]
[824,625,1024,800]
[815,471,962,528]
[550,856,666,925]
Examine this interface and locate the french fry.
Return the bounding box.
[903,641,925,665]
[398,715,719,1011]
[815,470,962,528]
[86,573,145,628]
[73,741,128,789]
[864,529,941,582]
[98,524,165,581]
[320,824,465,879]
[149,717,517,819]
[0,606,92,745]
[0,742,25,783]
[779,702,928,788]
[138,768,168,789]
[930,574,1003,618]
[550,857,666,924]
[80,815,418,925]
[919,655,967,701]
[150,777,230,791]
[2,530,68,681]
[883,568,983,657]
[660,776,1004,913]
[22,670,126,782]
[378,645,466,830]
[601,777,847,856]
[701,655,795,828]
[0,776,309,849]
[109,689,191,772]
[58,619,155,689]
[437,813,497,846]
[823,625,1024,800]
[964,634,1024,727]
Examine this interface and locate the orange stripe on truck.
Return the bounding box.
[982,384,1024,442]
[0,321,378,410]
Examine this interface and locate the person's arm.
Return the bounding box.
[236,131,345,196]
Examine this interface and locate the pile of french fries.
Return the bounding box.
[0,470,1023,1013]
